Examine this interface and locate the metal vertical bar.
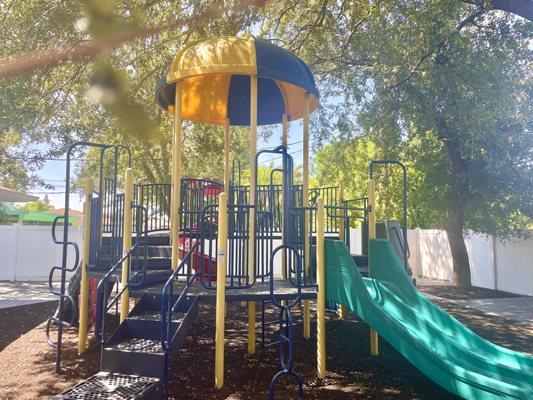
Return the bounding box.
[281,115,288,281]
[171,83,182,270]
[368,179,379,355]
[316,196,326,378]
[302,92,311,339]
[248,74,258,355]
[78,178,93,355]
[224,120,230,193]
[337,182,347,320]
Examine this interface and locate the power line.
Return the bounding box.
[258,148,305,165]
[28,191,66,194]
[6,139,314,163]
[3,156,89,162]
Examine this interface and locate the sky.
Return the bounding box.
[29,119,310,212]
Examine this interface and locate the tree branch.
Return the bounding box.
[0,0,268,80]
[386,8,486,90]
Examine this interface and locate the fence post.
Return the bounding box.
[367,179,379,356]
[78,178,93,354]
[316,197,326,378]
[215,192,228,388]
[120,168,133,322]
[9,224,18,281]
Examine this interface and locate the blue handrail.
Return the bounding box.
[96,241,143,344]
[160,242,198,350]
[96,204,148,344]
[160,241,199,400]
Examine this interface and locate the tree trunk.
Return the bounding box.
[445,210,472,288]
[442,129,472,288]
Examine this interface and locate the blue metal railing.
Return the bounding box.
[46,215,80,349]
[268,245,304,400]
[95,204,148,344]
[160,241,199,399]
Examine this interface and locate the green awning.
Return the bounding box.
[3,209,80,224]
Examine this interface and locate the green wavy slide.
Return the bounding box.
[325,239,533,400]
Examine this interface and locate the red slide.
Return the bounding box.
[178,236,217,282]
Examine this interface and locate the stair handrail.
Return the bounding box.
[95,203,148,344]
[46,215,80,348]
[160,201,220,399]
[95,243,142,345]
[160,241,199,351]
[160,240,199,400]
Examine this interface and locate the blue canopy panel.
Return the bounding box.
[227,75,285,126]
[254,39,319,98]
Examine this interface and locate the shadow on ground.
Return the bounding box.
[0,295,531,399]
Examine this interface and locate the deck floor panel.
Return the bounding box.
[132,279,317,302]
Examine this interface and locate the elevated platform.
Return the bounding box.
[132,278,317,302]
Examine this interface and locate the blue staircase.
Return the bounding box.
[101,294,198,380]
[54,232,199,400]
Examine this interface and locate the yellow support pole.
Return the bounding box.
[120,168,133,322]
[78,178,93,355]
[215,192,228,388]
[337,181,347,320]
[247,74,257,355]
[171,83,182,270]
[367,179,379,355]
[281,113,288,280]
[224,119,230,193]
[316,196,326,378]
[303,92,310,340]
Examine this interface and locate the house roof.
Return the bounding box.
[0,186,38,202]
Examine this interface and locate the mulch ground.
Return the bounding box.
[0,301,56,351]
[419,285,523,300]
[0,288,531,400]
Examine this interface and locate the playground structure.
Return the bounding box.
[47,36,532,400]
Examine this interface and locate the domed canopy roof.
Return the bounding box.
[156,35,319,126]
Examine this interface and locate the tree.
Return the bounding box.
[1,0,531,288]
[23,200,54,212]
[359,7,532,287]
[0,0,261,189]
[260,0,532,287]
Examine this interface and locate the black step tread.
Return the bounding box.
[133,246,171,256]
[53,372,159,400]
[134,235,170,245]
[128,311,184,323]
[107,338,164,354]
[142,245,172,250]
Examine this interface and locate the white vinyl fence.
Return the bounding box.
[1,223,531,296]
[407,229,533,296]
[0,224,82,281]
